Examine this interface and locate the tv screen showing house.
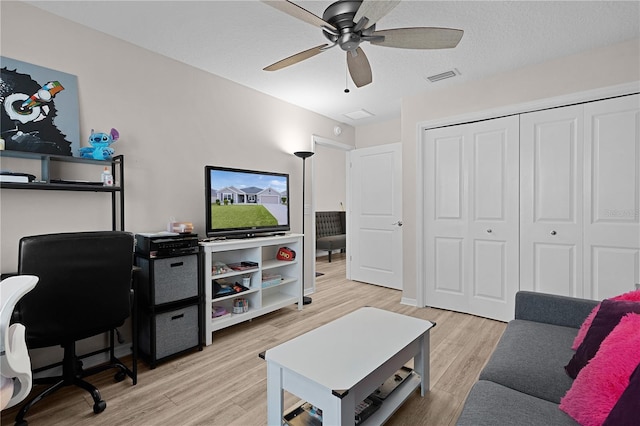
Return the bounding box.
[205,166,290,237]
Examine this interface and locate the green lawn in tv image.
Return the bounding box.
[210,204,278,228]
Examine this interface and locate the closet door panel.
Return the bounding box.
[520,105,584,296]
[584,94,640,299]
[473,239,507,300]
[424,116,519,321]
[468,119,519,319]
[435,136,464,221]
[591,247,639,298]
[533,243,579,296]
[434,237,465,295]
[425,128,469,313]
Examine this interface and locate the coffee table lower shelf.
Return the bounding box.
[284,371,421,426]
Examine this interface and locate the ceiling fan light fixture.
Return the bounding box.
[263,0,464,90]
[426,68,460,83]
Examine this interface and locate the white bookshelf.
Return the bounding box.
[200,234,303,345]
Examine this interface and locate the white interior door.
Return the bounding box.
[583,94,640,299]
[520,104,585,297]
[424,116,520,321]
[348,143,402,289]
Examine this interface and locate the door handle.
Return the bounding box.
[392,221,403,227]
[550,230,557,236]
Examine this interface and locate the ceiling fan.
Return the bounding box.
[262,0,464,88]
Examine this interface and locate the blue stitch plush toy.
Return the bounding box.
[79,128,120,160]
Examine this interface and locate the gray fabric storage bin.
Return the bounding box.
[140,304,200,360]
[138,254,199,305]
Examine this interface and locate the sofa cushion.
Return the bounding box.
[565,299,640,379]
[316,234,346,250]
[456,380,577,426]
[479,319,577,404]
[515,291,598,329]
[560,313,640,426]
[315,211,345,238]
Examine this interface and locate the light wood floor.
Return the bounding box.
[2,254,506,426]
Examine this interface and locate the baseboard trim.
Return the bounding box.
[400,297,417,307]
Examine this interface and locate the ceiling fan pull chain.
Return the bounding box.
[344,61,350,93]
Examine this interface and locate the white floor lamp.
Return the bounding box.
[294,150,314,305]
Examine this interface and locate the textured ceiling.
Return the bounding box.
[25,0,640,126]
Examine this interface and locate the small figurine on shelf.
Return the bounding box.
[79,128,120,160]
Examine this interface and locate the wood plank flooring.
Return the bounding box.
[2,253,506,425]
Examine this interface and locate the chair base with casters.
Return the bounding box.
[14,328,135,426]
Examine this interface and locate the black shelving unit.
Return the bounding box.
[0,149,134,380]
[0,151,125,230]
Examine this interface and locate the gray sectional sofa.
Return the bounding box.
[457,291,598,426]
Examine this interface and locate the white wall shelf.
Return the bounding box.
[201,234,303,345]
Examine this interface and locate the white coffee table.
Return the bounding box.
[264,307,435,425]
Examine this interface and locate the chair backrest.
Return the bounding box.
[315,211,346,238]
[0,275,38,409]
[17,231,134,348]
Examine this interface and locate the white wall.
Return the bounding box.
[0,1,355,271]
[355,118,401,148]
[314,143,347,212]
[0,1,355,367]
[400,37,640,302]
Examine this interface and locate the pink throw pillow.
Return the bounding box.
[560,313,640,426]
[572,289,640,350]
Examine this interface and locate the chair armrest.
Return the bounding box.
[514,291,598,329]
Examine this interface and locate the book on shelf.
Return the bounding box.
[262,273,282,288]
[213,279,250,298]
[212,305,231,320]
[227,261,258,271]
[212,312,231,321]
[0,172,36,183]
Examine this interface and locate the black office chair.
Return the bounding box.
[13,231,136,426]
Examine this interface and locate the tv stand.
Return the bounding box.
[200,234,303,345]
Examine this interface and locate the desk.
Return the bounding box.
[264,307,435,425]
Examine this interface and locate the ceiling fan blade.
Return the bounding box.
[261,0,336,30]
[347,47,372,88]
[264,44,329,71]
[371,27,464,49]
[354,0,401,30]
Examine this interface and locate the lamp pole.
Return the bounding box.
[294,151,314,305]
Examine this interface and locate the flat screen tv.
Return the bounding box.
[205,165,290,238]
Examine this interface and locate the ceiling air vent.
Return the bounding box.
[344,109,374,120]
[426,69,459,83]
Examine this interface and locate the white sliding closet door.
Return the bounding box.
[424,116,520,321]
[520,105,585,297]
[583,95,640,299]
[521,94,640,298]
